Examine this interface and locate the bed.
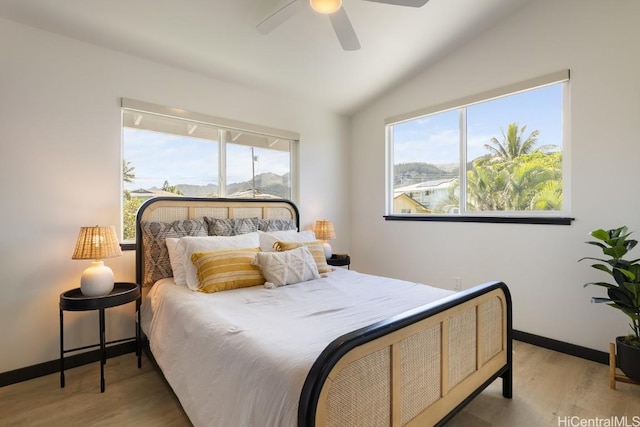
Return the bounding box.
[136,197,512,427]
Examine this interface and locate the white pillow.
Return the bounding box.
[165,238,183,284]
[253,246,320,288]
[172,233,261,290]
[258,229,315,252]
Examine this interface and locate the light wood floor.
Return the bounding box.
[1,341,638,426]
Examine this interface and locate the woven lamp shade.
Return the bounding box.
[314,220,336,241]
[72,226,122,260]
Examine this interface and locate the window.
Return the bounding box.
[386,71,570,224]
[121,99,299,242]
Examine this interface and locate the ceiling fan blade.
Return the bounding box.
[362,0,429,7]
[257,0,302,35]
[329,7,361,51]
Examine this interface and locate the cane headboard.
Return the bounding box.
[135,197,300,286]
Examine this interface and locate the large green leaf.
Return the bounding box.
[610,226,631,240]
[585,241,607,250]
[578,256,608,263]
[584,281,617,289]
[590,229,611,241]
[604,246,629,259]
[610,304,640,319]
[613,268,631,286]
[626,264,640,280]
[590,263,613,275]
[614,267,636,282]
[623,282,640,305]
[608,288,634,309]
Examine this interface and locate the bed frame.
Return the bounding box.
[136,197,512,427]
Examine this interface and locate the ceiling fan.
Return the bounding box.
[257,0,430,51]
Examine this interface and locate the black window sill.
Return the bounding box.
[384,215,574,225]
[121,215,574,252]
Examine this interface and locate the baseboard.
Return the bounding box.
[1,332,610,387]
[513,330,608,365]
[0,341,136,388]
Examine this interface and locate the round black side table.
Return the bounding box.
[59,282,141,392]
[328,254,351,269]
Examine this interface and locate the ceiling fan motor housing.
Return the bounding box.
[310,0,343,14]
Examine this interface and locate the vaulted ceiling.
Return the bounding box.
[0,0,531,115]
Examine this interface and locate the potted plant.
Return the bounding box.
[580,226,640,382]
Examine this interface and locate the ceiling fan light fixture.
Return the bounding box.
[310,0,342,14]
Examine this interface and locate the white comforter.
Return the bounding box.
[143,268,453,427]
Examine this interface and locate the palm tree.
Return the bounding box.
[530,180,563,210]
[122,159,138,239]
[162,180,184,195]
[434,178,460,213]
[466,164,505,211]
[483,122,540,161]
[502,161,556,210]
[467,152,562,211]
[123,159,136,183]
[441,124,562,213]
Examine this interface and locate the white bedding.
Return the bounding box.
[142,268,454,427]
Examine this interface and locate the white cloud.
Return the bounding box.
[124,128,290,189]
[393,128,459,165]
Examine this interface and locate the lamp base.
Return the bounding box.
[80,261,115,297]
[321,241,332,259]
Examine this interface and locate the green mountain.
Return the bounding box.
[172,172,289,198]
[394,162,457,187]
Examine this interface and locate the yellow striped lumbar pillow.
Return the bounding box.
[272,241,333,274]
[190,247,264,293]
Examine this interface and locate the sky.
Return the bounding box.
[123,129,290,190]
[392,83,564,166]
[123,83,562,190]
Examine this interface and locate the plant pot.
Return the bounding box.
[616,336,640,382]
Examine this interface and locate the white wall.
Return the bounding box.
[350,0,640,353]
[0,19,349,373]
[2,0,637,376]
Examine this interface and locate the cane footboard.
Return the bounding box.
[300,283,512,427]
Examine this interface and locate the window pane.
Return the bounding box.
[226,142,291,199]
[122,128,219,241]
[121,103,298,243]
[123,129,219,193]
[392,110,459,214]
[466,84,563,212]
[387,77,566,219]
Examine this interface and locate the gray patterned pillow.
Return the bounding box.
[257,218,297,232]
[204,217,258,236]
[173,219,208,236]
[140,219,206,286]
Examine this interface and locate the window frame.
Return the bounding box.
[384,71,573,225]
[120,99,300,247]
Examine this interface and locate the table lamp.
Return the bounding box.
[313,219,336,259]
[72,225,123,297]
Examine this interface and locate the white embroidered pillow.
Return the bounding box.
[272,240,333,274]
[252,246,320,288]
